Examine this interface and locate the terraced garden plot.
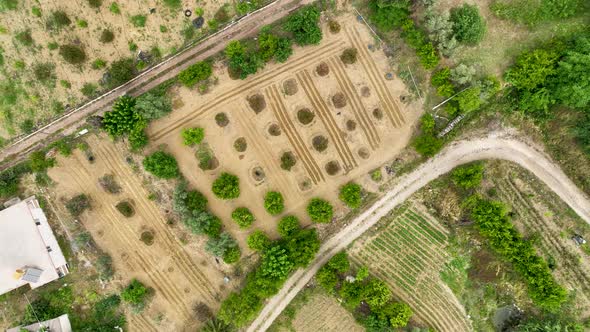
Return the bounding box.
[349,205,471,332]
[291,291,363,332]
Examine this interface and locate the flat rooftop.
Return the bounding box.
[0,196,68,296]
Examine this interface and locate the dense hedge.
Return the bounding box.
[468,197,567,311]
[264,191,284,215]
[212,172,240,199]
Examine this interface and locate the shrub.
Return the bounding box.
[59,44,87,64]
[328,20,341,33]
[106,58,136,87]
[173,181,208,215]
[178,61,212,88]
[413,134,442,157]
[29,151,54,172]
[215,113,229,127]
[339,182,362,209]
[121,279,150,309]
[420,113,435,135]
[452,163,484,189]
[232,207,255,228]
[135,92,172,120]
[184,211,222,237]
[102,96,141,137]
[247,230,271,251]
[92,59,107,69]
[129,123,148,151]
[307,198,333,223]
[33,63,55,82]
[456,86,481,112]
[450,63,477,86]
[87,0,102,8]
[142,151,179,179]
[130,14,147,27]
[264,191,284,215]
[100,29,115,43]
[340,48,358,64]
[66,194,91,217]
[278,215,300,238]
[424,12,457,57]
[47,11,71,30]
[223,246,241,263]
[99,174,121,194]
[212,173,240,199]
[206,232,239,258]
[182,127,205,146]
[96,254,114,280]
[77,19,88,28]
[0,0,18,11]
[81,83,98,97]
[284,5,322,45]
[15,29,33,46]
[0,163,31,198]
[450,4,486,44]
[162,0,181,9]
[280,152,296,171]
[115,201,134,217]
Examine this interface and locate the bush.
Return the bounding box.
[47,11,71,30]
[280,152,296,171]
[328,19,341,33]
[340,48,358,64]
[247,230,271,251]
[206,232,239,258]
[339,182,362,209]
[0,163,31,198]
[127,124,148,151]
[29,151,54,172]
[99,174,121,194]
[450,4,486,44]
[33,63,55,82]
[162,0,181,9]
[87,0,102,8]
[96,254,114,280]
[0,0,18,11]
[81,83,98,97]
[102,96,142,137]
[178,61,212,88]
[135,92,172,120]
[456,86,481,112]
[185,211,222,237]
[92,59,107,69]
[413,134,442,157]
[307,198,333,223]
[106,58,136,87]
[182,127,205,146]
[450,63,477,86]
[451,163,484,189]
[424,12,457,57]
[284,5,322,46]
[264,191,284,215]
[130,14,147,27]
[100,29,115,43]
[142,151,179,179]
[212,173,240,199]
[115,201,134,217]
[59,44,86,64]
[15,29,33,46]
[223,246,241,264]
[277,215,300,238]
[232,207,255,228]
[121,279,150,309]
[66,194,91,217]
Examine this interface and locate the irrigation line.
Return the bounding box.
[352,7,382,43]
[432,87,469,112]
[407,65,422,101]
[3,0,280,152]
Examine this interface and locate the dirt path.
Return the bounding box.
[247,131,590,332]
[0,0,311,170]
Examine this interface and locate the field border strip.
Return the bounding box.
[328,57,380,150]
[98,143,219,302]
[151,40,347,141]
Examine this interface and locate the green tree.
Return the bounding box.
[339,182,362,209]
[284,229,320,267]
[66,194,91,217]
[450,4,486,44]
[451,163,484,189]
[59,44,86,64]
[184,211,222,237]
[206,232,239,257]
[232,207,255,228]
[29,151,54,172]
[413,134,442,156]
[264,191,284,215]
[178,61,212,88]
[135,92,172,120]
[326,252,350,273]
[307,198,333,223]
[121,279,150,309]
[317,267,339,291]
[375,302,413,328]
[106,58,136,87]
[217,290,262,327]
[284,5,322,45]
[261,245,294,279]
[247,230,271,251]
[553,36,590,109]
[505,49,560,91]
[277,215,300,238]
[142,151,179,179]
[362,278,392,308]
[212,173,240,199]
[456,86,481,112]
[102,96,142,137]
[181,127,205,146]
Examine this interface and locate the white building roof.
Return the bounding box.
[7,313,72,332]
[0,196,68,296]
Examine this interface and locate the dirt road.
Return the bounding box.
[247,131,590,332]
[0,0,309,170]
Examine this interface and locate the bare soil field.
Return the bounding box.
[348,203,471,332]
[47,135,230,331]
[486,161,590,317]
[290,291,363,332]
[0,0,226,139]
[147,14,421,243]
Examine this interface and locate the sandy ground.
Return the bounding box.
[147,14,420,244]
[0,0,222,137]
[247,130,590,332]
[47,135,230,332]
[290,291,363,332]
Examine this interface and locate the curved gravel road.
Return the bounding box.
[247,131,590,332]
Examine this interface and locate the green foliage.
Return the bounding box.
[162,0,181,9]
[130,14,147,27]
[29,151,54,172]
[339,182,362,209]
[109,2,120,14]
[326,252,350,273]
[468,197,567,311]
[59,44,87,64]
[232,207,255,228]
[100,29,115,43]
[450,63,477,86]
[505,49,560,91]
[66,194,91,217]
[224,246,241,264]
[261,245,294,279]
[452,163,484,189]
[420,113,436,135]
[81,83,98,97]
[206,232,239,259]
[218,290,263,328]
[184,211,222,237]
[340,48,358,64]
[424,12,458,57]
[173,181,208,215]
[306,198,333,223]
[182,127,205,146]
[14,29,33,46]
[0,0,18,11]
[450,4,486,44]
[553,36,590,109]
[264,191,284,215]
[142,151,179,179]
[491,0,581,25]
[573,112,590,153]
[121,279,150,310]
[115,201,134,217]
[77,19,88,28]
[456,86,481,112]
[97,254,115,280]
[91,58,107,69]
[374,302,413,328]
[416,42,439,69]
[413,134,442,156]
[280,152,296,171]
[356,266,369,281]
[277,215,300,238]
[87,0,102,8]
[362,279,392,308]
[178,61,212,88]
[225,40,263,79]
[33,62,55,82]
[47,11,71,30]
[247,230,271,251]
[135,92,172,120]
[212,172,240,199]
[317,266,339,291]
[102,96,142,137]
[284,5,322,46]
[106,58,136,87]
[0,163,30,198]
